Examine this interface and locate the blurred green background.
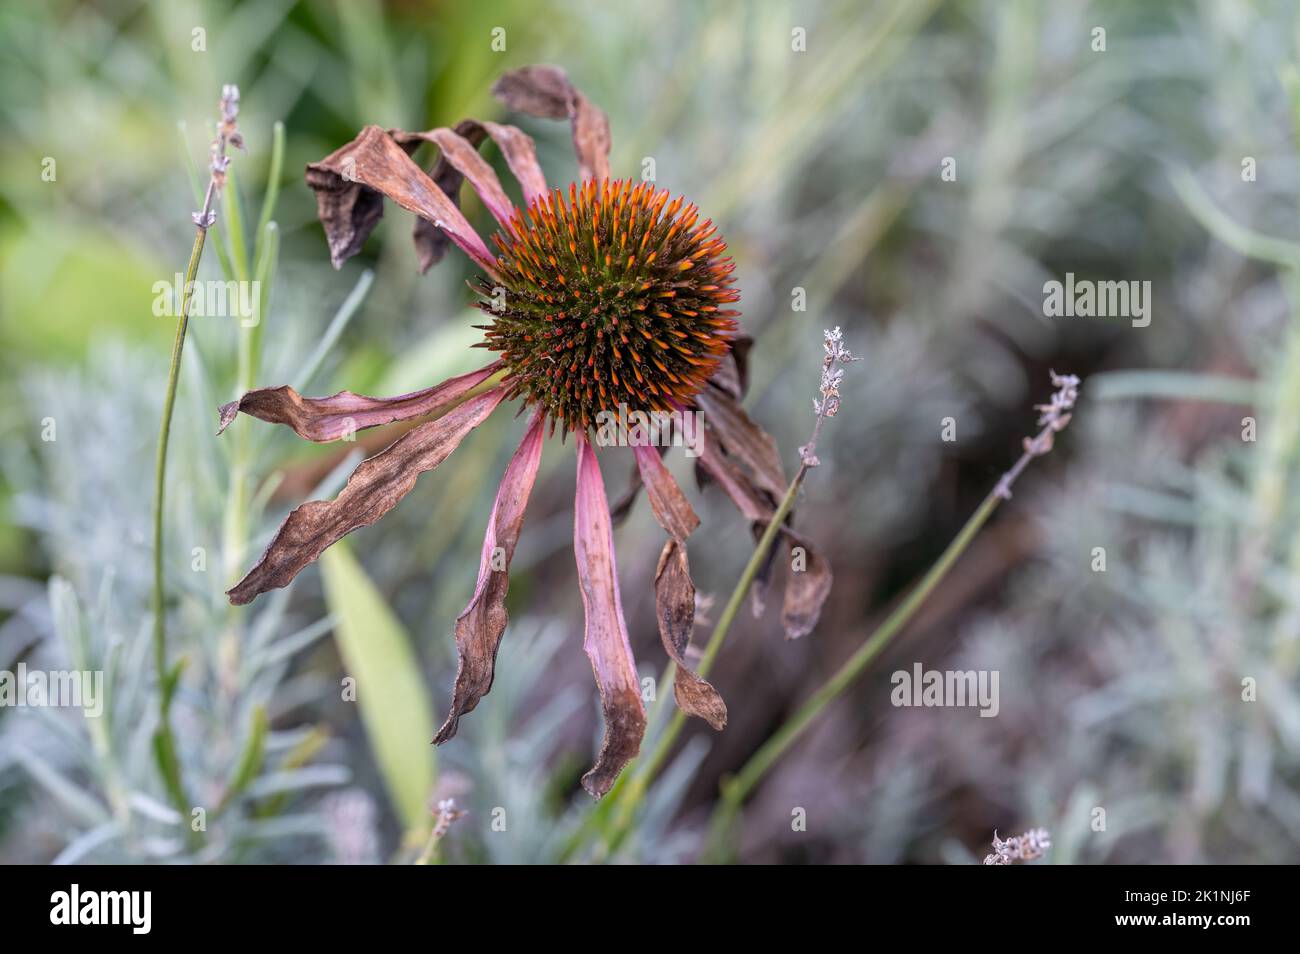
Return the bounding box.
[3,0,1300,864]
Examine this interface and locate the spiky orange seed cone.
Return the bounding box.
[476,178,740,433]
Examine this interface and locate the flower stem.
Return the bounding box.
[151,222,208,816]
[699,398,1077,861]
[150,84,241,832]
[701,489,1002,860]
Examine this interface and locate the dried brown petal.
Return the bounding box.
[227,387,506,605]
[217,362,502,443]
[573,438,646,797]
[695,388,787,502]
[782,527,833,640]
[695,435,769,523]
[705,335,754,401]
[655,539,726,731]
[633,446,723,728]
[492,65,611,182]
[697,434,832,640]
[632,445,699,540]
[435,414,545,744]
[306,124,497,274]
[400,119,482,274]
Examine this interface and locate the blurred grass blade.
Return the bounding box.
[294,269,374,390]
[218,704,270,815]
[320,542,435,835]
[1089,369,1259,405]
[255,120,285,244]
[1169,166,1300,267]
[13,746,111,828]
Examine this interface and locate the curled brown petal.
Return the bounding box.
[632,446,723,728]
[700,385,786,617]
[306,124,498,275]
[434,413,545,744]
[573,438,646,797]
[492,64,611,182]
[655,539,726,731]
[782,527,833,641]
[704,335,753,401]
[227,387,506,605]
[478,120,549,206]
[217,361,502,442]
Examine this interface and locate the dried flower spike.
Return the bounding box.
[192,84,242,228]
[994,370,1081,500]
[800,326,860,467]
[983,827,1052,865]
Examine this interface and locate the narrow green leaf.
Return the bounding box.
[320,542,435,835]
[1089,370,1260,406]
[255,120,285,246]
[222,162,251,282]
[218,704,270,815]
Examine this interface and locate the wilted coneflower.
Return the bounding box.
[218,65,831,797]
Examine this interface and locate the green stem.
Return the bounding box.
[701,487,1006,861]
[151,223,208,816]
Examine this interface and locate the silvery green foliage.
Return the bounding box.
[0,349,337,862]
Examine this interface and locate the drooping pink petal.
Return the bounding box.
[492,65,611,182]
[394,120,549,272]
[434,413,545,744]
[217,361,502,442]
[227,387,506,605]
[415,127,517,231]
[478,120,549,207]
[573,437,646,797]
[306,124,498,275]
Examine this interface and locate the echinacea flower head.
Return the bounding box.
[478,178,739,434]
[219,65,830,796]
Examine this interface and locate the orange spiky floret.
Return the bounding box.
[475,179,740,433]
